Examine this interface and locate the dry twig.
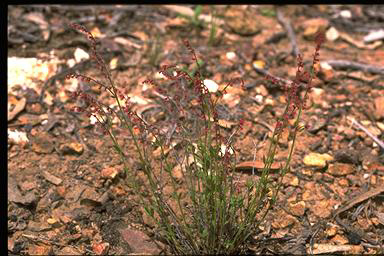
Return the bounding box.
[326,60,384,75]
[347,117,384,149]
[275,7,300,58]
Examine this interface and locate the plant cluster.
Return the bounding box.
[67,22,325,255]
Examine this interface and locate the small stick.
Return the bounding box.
[326,60,384,75]
[275,7,300,58]
[347,117,384,149]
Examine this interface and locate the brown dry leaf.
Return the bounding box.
[163,5,195,17]
[114,37,142,49]
[218,119,237,129]
[8,95,26,121]
[235,160,281,173]
[374,96,384,120]
[308,244,363,254]
[165,17,188,28]
[339,31,383,50]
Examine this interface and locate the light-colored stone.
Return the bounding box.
[377,122,384,131]
[203,79,219,93]
[319,61,334,82]
[303,153,333,168]
[326,27,339,41]
[325,224,338,237]
[226,51,237,61]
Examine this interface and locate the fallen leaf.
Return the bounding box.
[235,160,281,173]
[8,95,26,121]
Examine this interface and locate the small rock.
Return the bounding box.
[376,122,384,131]
[374,96,384,120]
[80,187,103,207]
[289,201,306,216]
[59,142,84,155]
[303,153,333,168]
[42,171,62,185]
[338,179,349,187]
[339,10,352,19]
[319,61,334,82]
[8,177,38,206]
[119,228,162,255]
[101,167,119,179]
[325,224,338,237]
[47,217,61,228]
[333,149,361,165]
[282,173,299,186]
[312,200,332,218]
[254,94,263,104]
[253,60,266,70]
[31,132,54,154]
[226,51,237,61]
[203,79,219,93]
[8,129,29,147]
[328,163,355,176]
[20,181,37,192]
[28,220,51,232]
[326,27,339,41]
[364,29,384,43]
[92,242,109,255]
[332,234,349,245]
[309,88,325,105]
[256,84,268,96]
[56,186,66,198]
[154,72,167,80]
[74,47,89,63]
[264,97,275,106]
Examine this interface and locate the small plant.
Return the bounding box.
[179,5,219,46]
[178,5,205,32]
[67,22,325,254]
[208,6,219,46]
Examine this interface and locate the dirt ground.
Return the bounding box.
[7,5,384,255]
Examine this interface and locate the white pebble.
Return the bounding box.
[203,79,219,93]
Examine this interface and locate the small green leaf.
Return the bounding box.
[194,5,203,19]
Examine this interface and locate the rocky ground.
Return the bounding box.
[8,5,384,255]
